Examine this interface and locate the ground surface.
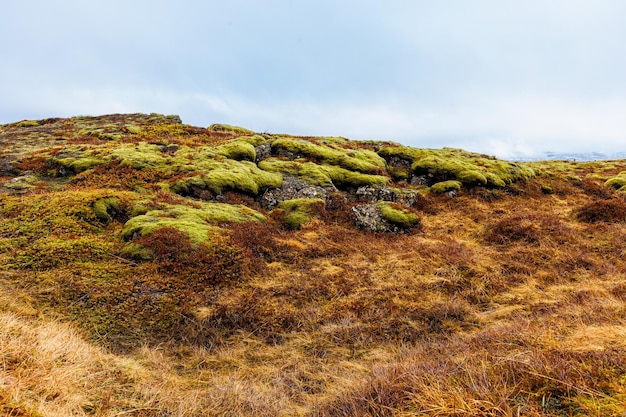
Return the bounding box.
[1,114,625,416]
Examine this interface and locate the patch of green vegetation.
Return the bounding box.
[430,180,462,194]
[377,201,420,229]
[16,120,40,127]
[324,165,388,189]
[0,191,137,258]
[171,160,282,196]
[92,197,121,223]
[412,150,534,188]
[377,144,428,162]
[379,145,534,189]
[12,236,113,270]
[605,172,626,191]
[276,198,325,229]
[2,174,38,191]
[234,134,268,147]
[207,124,255,135]
[121,202,266,243]
[258,158,334,187]
[272,138,386,174]
[112,143,169,171]
[56,155,106,174]
[215,140,256,161]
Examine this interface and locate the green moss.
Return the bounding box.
[235,134,268,147]
[377,201,420,228]
[378,144,428,162]
[208,124,255,135]
[271,138,386,173]
[408,148,535,188]
[215,140,256,161]
[457,170,488,185]
[605,172,626,190]
[112,143,169,170]
[258,158,334,187]
[276,198,325,229]
[431,180,462,194]
[172,160,282,196]
[126,125,145,135]
[16,120,40,127]
[2,175,38,191]
[121,202,265,243]
[12,236,113,270]
[92,197,121,223]
[56,156,104,174]
[323,165,388,188]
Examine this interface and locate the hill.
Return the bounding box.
[1,113,625,416]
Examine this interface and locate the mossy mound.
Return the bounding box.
[430,180,462,194]
[272,138,386,174]
[207,123,255,135]
[378,145,534,190]
[605,172,626,191]
[377,201,420,229]
[121,202,266,243]
[275,198,325,229]
[171,160,283,197]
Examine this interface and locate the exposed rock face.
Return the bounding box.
[255,143,272,163]
[355,185,420,207]
[259,176,337,209]
[0,157,18,176]
[351,203,415,233]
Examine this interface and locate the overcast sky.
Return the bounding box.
[2,1,626,158]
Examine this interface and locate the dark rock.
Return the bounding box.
[351,203,413,233]
[255,143,272,163]
[0,157,18,176]
[355,185,421,207]
[259,176,337,210]
[409,175,430,186]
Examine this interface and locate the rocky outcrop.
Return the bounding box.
[255,143,272,163]
[351,203,419,233]
[259,176,337,210]
[355,185,421,207]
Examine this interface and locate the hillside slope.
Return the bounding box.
[1,113,625,416]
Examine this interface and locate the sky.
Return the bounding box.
[2,0,626,159]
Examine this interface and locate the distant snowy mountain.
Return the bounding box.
[512,151,626,162]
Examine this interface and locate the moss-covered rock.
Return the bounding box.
[605,172,626,191]
[207,123,255,135]
[351,202,420,233]
[271,138,386,174]
[171,160,283,197]
[431,180,462,194]
[121,202,266,243]
[215,140,256,161]
[275,198,325,229]
[259,158,335,187]
[377,201,420,229]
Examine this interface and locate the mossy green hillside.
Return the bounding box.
[276,198,325,229]
[271,138,386,174]
[379,145,535,189]
[121,202,266,243]
[171,160,282,196]
[377,201,420,229]
[259,157,389,189]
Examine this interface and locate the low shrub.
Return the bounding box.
[575,198,626,223]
